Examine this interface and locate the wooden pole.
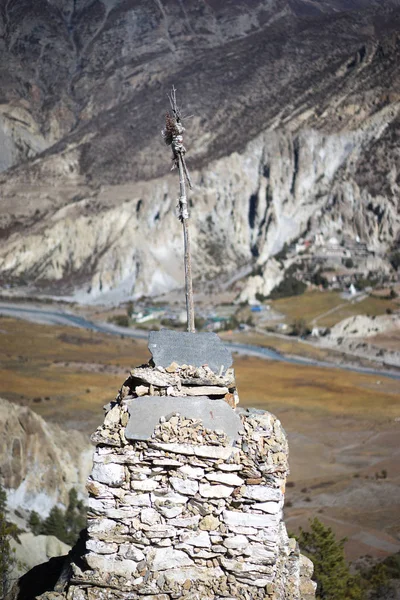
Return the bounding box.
[163,87,195,333]
[177,153,195,333]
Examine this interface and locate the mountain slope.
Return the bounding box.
[0,0,399,300]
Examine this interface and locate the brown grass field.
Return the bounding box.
[269,290,398,327]
[1,316,399,562]
[221,330,334,361]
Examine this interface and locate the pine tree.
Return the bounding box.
[297,518,362,600]
[28,511,42,536]
[0,482,18,598]
[41,506,66,541]
[64,488,86,545]
[32,487,87,546]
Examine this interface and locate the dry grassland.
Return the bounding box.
[221,331,333,361]
[0,317,150,430]
[270,291,398,327]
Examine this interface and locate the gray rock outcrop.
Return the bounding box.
[0,397,92,516]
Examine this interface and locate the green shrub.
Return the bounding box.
[28,488,86,546]
[389,251,400,271]
[291,318,311,337]
[296,518,362,600]
[344,258,354,269]
[108,315,130,327]
[0,482,20,597]
[269,276,307,299]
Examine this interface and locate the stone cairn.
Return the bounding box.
[42,331,316,600]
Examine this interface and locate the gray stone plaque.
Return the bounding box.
[124,396,241,444]
[148,330,232,374]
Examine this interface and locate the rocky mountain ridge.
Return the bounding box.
[0,0,399,301]
[0,397,91,518]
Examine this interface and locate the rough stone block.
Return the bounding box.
[91,463,125,487]
[222,510,279,530]
[125,396,241,443]
[149,547,194,571]
[148,330,232,374]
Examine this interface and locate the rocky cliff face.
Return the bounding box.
[0,0,399,301]
[0,397,92,516]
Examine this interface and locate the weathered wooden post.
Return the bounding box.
[162,86,195,333]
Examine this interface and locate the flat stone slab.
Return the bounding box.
[124,396,241,443]
[148,330,232,374]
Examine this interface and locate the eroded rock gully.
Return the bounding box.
[32,338,316,600]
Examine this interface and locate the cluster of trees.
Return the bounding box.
[297,518,399,600]
[269,275,307,300]
[28,488,86,546]
[0,483,21,598]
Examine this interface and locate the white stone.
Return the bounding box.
[168,385,229,396]
[222,510,279,529]
[105,507,142,519]
[93,452,139,465]
[140,507,161,525]
[86,539,118,554]
[98,447,114,455]
[199,483,233,499]
[135,385,149,396]
[168,515,201,528]
[158,505,183,519]
[86,479,114,498]
[205,473,244,486]
[249,530,277,546]
[130,466,152,475]
[170,477,198,496]
[91,463,125,487]
[149,547,194,571]
[178,465,205,479]
[144,525,177,539]
[131,479,159,492]
[220,556,273,574]
[156,538,172,547]
[253,501,281,514]
[85,553,138,577]
[217,463,241,472]
[244,544,275,564]
[223,535,249,550]
[180,531,211,548]
[175,544,220,559]
[236,576,274,587]
[118,544,145,561]
[104,405,121,428]
[211,544,227,553]
[163,566,224,585]
[72,589,87,600]
[151,491,188,505]
[124,493,151,507]
[243,485,281,502]
[87,518,128,537]
[152,459,183,467]
[227,525,258,535]
[87,497,115,514]
[150,442,233,460]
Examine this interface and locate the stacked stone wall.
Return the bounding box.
[37,332,315,600]
[55,359,316,600]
